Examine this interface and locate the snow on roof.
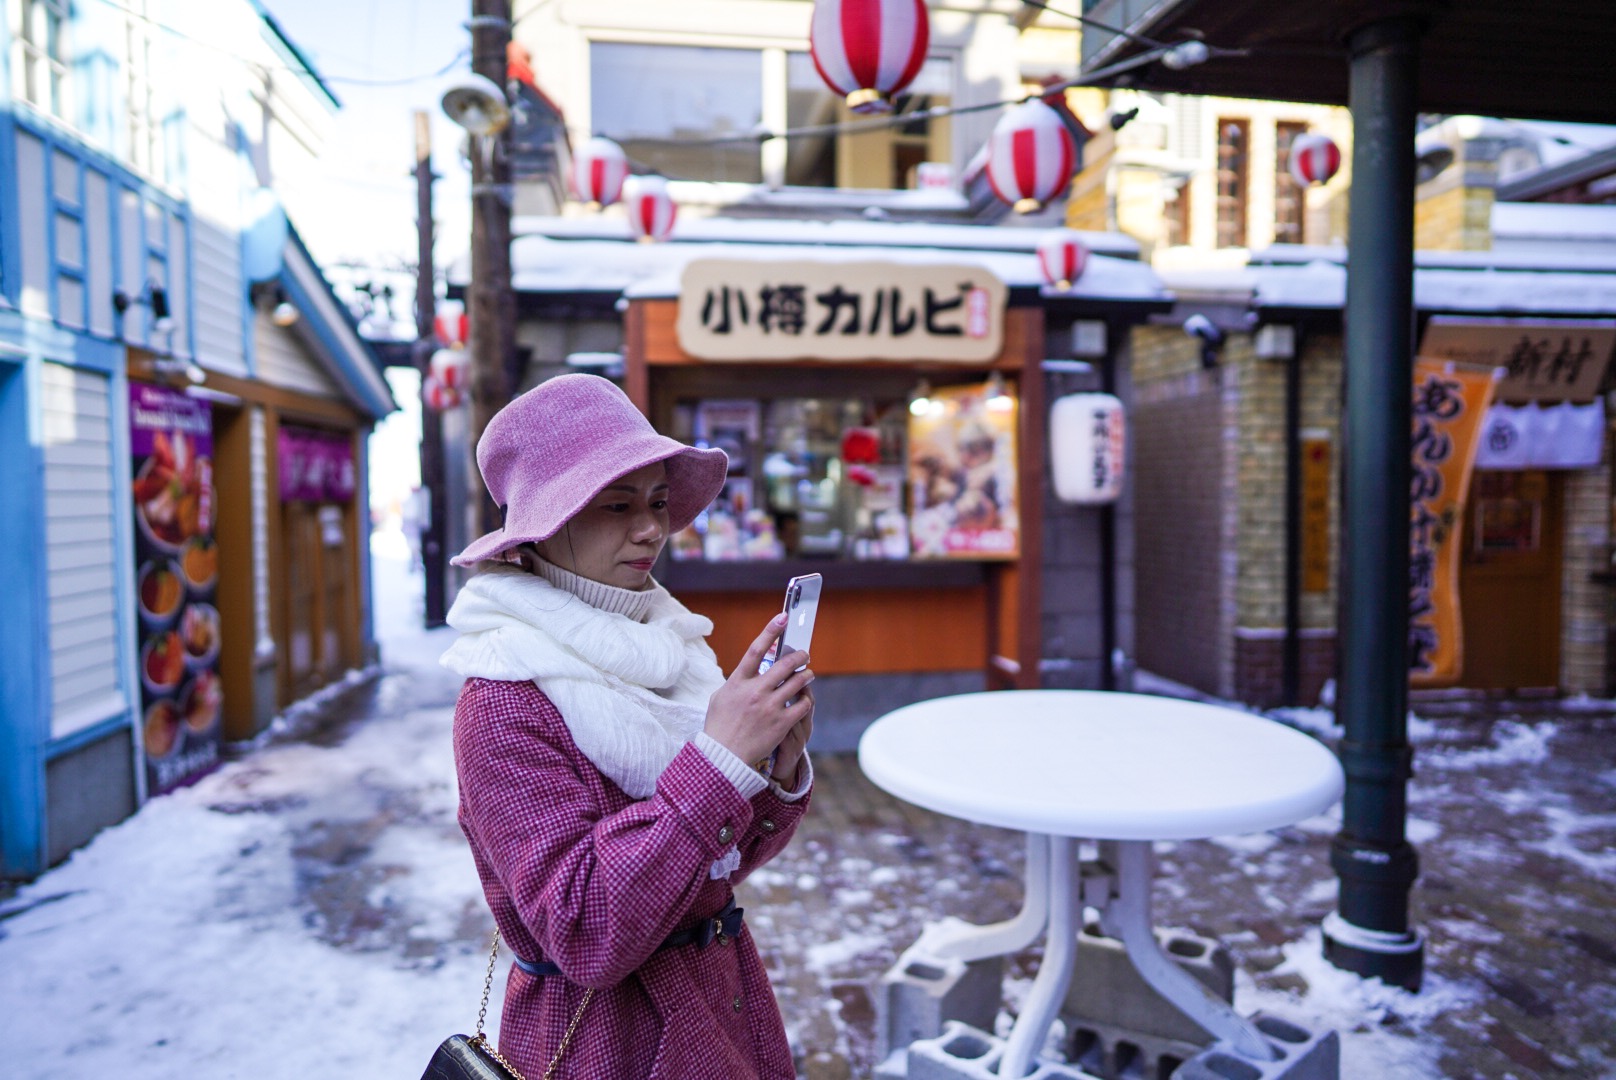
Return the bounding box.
[493,221,1167,304]
[1491,201,1616,244]
[508,214,1142,258]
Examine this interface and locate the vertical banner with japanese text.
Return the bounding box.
[1409,359,1500,687]
[129,383,222,793]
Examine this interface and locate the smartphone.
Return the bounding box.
[755,573,823,778]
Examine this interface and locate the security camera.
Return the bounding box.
[1183,313,1224,344]
[1183,314,1225,369]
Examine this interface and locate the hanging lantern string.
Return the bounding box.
[571,40,1222,157]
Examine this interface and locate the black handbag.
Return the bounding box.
[420,932,593,1080]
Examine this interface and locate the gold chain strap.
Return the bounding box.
[470,930,594,1080]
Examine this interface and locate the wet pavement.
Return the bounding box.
[6,587,1615,1078]
[253,653,1616,1079]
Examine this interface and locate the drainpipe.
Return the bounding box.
[1282,326,1305,706]
[1100,321,1118,691]
[1324,15,1427,991]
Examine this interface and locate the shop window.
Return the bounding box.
[591,42,765,183]
[13,0,71,121]
[1473,471,1544,553]
[125,1,163,179]
[1274,121,1307,245]
[1164,177,1191,247]
[785,50,837,187]
[665,375,1018,563]
[1215,118,1249,248]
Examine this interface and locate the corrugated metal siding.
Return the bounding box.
[255,314,340,398]
[191,218,245,375]
[41,364,126,738]
[1169,95,1204,163]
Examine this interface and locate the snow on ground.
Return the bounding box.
[3,532,1615,1078]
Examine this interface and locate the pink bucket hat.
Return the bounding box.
[451,374,728,567]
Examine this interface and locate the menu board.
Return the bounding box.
[129,383,222,794]
[908,381,1020,558]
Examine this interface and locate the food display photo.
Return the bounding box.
[129,383,223,794]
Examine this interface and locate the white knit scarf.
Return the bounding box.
[439,563,726,797]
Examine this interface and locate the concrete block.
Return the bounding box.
[906,1022,1101,1080]
[1169,1013,1339,1080]
[1062,926,1234,1047]
[1062,1019,1205,1080]
[876,952,1006,1058]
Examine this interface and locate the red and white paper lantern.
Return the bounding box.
[1288,133,1341,186]
[809,0,930,115]
[571,136,629,207]
[433,305,468,348]
[624,175,677,243]
[986,100,1077,214]
[423,373,461,412]
[429,346,468,392]
[1036,229,1090,290]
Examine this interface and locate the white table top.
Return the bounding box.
[858,690,1344,841]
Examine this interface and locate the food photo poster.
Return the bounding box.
[130,383,223,794]
[907,380,1020,558]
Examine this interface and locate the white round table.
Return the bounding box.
[858,690,1344,1077]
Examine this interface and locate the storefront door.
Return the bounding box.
[281,501,354,701]
[1458,470,1562,690]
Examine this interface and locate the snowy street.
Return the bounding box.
[2,536,1614,1078]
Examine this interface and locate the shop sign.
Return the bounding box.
[908,381,1019,558]
[1300,434,1332,594]
[129,383,222,794]
[677,258,1007,363]
[1474,401,1605,470]
[1409,359,1500,688]
[278,426,356,503]
[1418,317,1616,405]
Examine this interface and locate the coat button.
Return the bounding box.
[718,825,734,844]
[733,994,743,1012]
[760,818,777,833]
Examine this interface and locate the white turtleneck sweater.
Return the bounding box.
[442,555,811,806]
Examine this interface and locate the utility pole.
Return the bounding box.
[413,110,448,627]
[468,0,515,537]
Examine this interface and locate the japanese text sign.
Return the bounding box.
[677,258,1007,363]
[278,426,356,503]
[1419,317,1615,405]
[1409,358,1500,688]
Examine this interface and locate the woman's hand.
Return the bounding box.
[770,701,814,791]
[704,614,814,767]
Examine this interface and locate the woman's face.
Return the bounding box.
[536,461,671,589]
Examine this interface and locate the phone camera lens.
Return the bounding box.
[790,587,800,608]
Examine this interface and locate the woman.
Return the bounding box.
[442,374,815,1079]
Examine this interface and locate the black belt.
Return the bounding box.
[513,898,745,978]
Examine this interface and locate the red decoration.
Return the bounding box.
[1036,229,1089,289]
[433,306,468,348]
[809,0,930,115]
[840,427,881,464]
[423,373,461,411]
[430,347,468,391]
[1288,133,1341,186]
[986,101,1077,213]
[571,136,629,207]
[624,175,677,243]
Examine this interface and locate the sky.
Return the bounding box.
[259,0,474,289]
[257,1,477,520]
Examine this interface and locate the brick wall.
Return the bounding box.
[1413,183,1495,251]
[1560,431,1613,695]
[1131,326,1234,696]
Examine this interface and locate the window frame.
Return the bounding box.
[1215,117,1250,249]
[13,0,72,121]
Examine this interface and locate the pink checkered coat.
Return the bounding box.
[454,676,811,1079]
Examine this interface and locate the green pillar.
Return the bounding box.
[1324,15,1426,992]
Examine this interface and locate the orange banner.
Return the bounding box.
[1409,359,1501,687]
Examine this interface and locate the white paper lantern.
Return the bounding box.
[624,174,677,242]
[1050,393,1126,504]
